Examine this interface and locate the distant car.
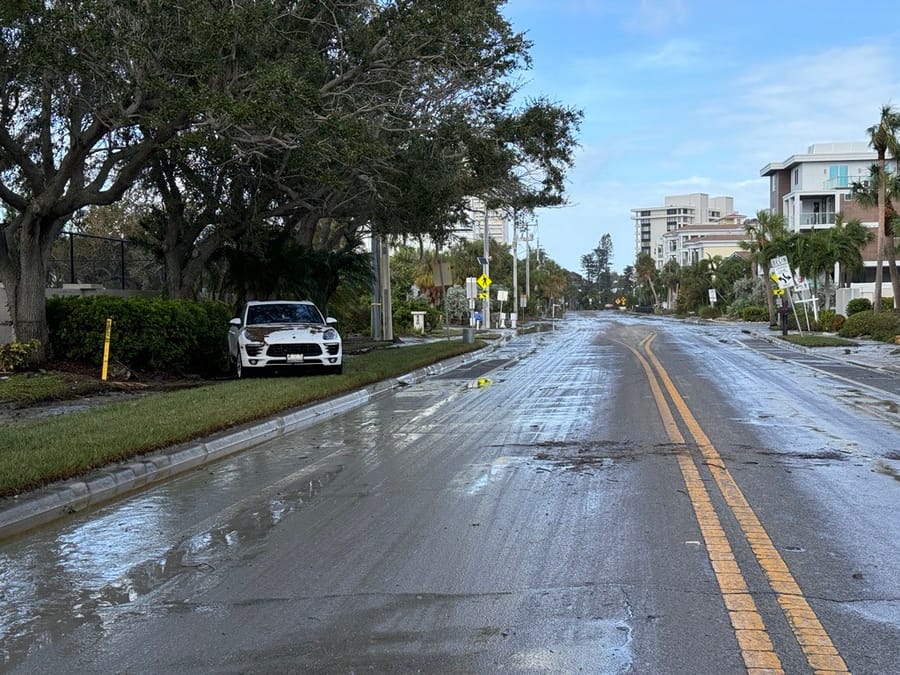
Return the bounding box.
[227,300,343,378]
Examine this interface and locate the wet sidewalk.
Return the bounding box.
[750,330,900,375]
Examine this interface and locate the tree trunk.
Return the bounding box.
[13,237,52,363]
[887,214,900,310]
[874,155,886,312]
[763,263,777,325]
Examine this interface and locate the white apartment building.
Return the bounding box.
[631,193,734,266]
[460,197,509,245]
[759,142,881,233]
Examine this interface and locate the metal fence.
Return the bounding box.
[48,232,163,291]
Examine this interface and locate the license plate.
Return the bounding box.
[285,353,304,363]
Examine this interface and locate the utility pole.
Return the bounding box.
[524,219,531,318]
[370,234,393,341]
[511,211,518,329]
[370,235,382,341]
[482,205,491,330]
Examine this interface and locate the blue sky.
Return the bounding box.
[500,0,900,274]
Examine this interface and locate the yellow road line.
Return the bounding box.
[643,334,849,675]
[619,338,784,674]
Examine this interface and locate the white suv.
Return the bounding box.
[227,300,342,378]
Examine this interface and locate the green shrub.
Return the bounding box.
[882,296,896,310]
[838,309,900,342]
[0,339,40,372]
[698,305,720,319]
[846,298,872,315]
[741,305,769,322]
[728,277,767,318]
[392,298,444,333]
[817,310,846,332]
[47,296,231,374]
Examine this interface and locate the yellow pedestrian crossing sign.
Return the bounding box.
[478,291,489,299]
[477,274,492,289]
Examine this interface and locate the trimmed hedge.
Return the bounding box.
[817,310,845,333]
[845,298,872,315]
[741,305,769,322]
[838,309,900,342]
[47,296,232,374]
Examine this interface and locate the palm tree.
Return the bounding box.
[830,213,872,288]
[863,105,900,311]
[741,210,788,325]
[851,161,900,309]
[635,252,660,307]
[660,259,680,309]
[788,228,832,305]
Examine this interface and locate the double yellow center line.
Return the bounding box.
[623,333,848,674]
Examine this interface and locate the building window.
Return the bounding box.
[640,210,651,217]
[828,165,849,189]
[793,168,799,186]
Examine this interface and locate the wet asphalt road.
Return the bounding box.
[2,314,899,673]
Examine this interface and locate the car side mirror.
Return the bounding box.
[229,317,242,326]
[326,317,337,325]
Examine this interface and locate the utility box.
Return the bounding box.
[411,311,426,334]
[462,327,475,344]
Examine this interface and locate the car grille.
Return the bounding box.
[267,343,322,357]
[244,344,263,357]
[325,344,340,355]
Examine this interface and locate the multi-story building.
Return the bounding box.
[657,213,748,268]
[631,193,734,266]
[759,142,880,233]
[460,197,509,245]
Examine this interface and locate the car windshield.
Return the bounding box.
[246,303,323,325]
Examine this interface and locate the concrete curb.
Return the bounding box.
[0,341,503,540]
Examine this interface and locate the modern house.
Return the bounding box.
[631,193,734,266]
[759,142,878,234]
[760,142,899,306]
[656,213,748,268]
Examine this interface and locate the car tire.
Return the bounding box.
[234,355,246,379]
[330,363,343,375]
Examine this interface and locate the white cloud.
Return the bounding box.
[634,38,703,69]
[713,42,899,164]
[662,175,712,189]
[623,0,688,34]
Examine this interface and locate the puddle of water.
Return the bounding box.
[0,467,341,669]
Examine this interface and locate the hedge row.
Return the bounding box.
[839,309,900,342]
[47,296,232,375]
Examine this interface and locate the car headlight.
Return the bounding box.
[323,328,338,341]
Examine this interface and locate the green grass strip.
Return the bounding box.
[0,341,481,497]
[779,335,858,347]
[0,373,77,403]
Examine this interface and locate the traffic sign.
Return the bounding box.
[770,256,795,288]
[477,274,492,289]
[478,291,488,299]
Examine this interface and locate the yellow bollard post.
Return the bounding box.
[101,318,112,381]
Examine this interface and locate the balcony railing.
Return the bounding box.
[798,211,836,227]
[824,177,870,190]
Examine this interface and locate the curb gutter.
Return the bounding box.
[0,340,508,540]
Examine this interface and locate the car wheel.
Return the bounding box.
[329,363,343,375]
[235,355,245,379]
